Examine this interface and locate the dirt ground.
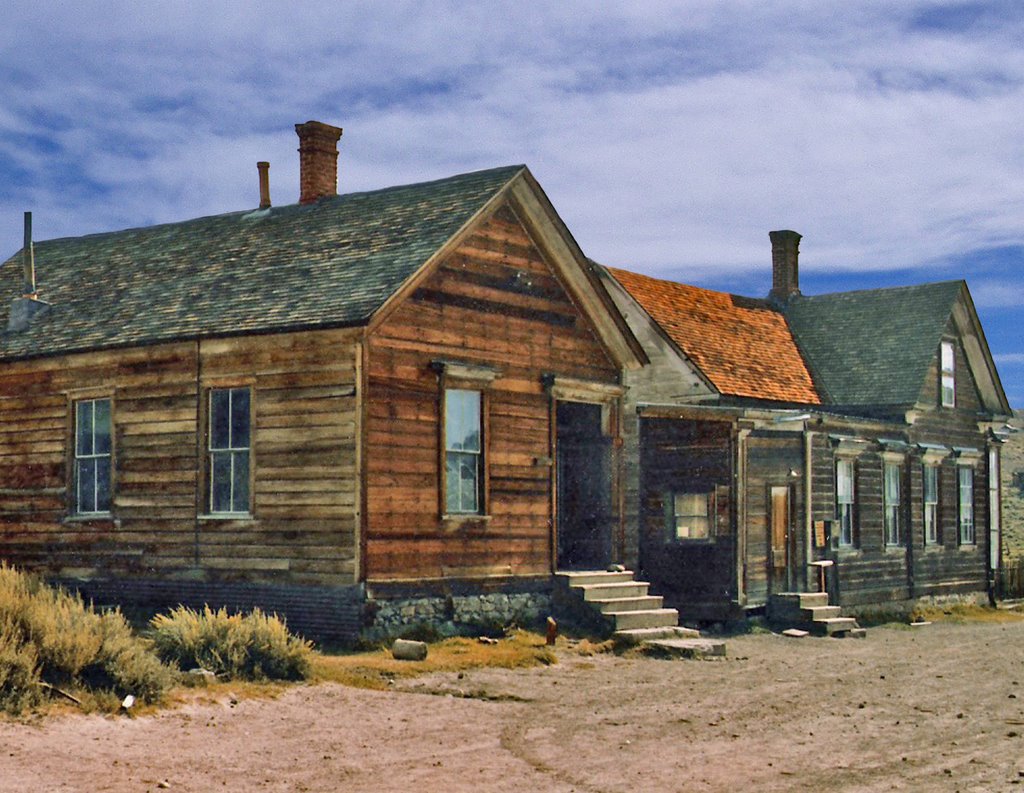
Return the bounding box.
[4,620,1024,792]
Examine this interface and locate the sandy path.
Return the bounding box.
[3,620,1024,792]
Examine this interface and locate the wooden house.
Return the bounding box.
[601,230,1012,622]
[0,121,644,640]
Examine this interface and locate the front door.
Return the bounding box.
[556,401,612,570]
[769,485,792,592]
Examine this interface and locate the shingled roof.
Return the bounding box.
[608,267,821,404]
[0,165,525,360]
[782,280,965,407]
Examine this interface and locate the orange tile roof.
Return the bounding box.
[609,267,821,404]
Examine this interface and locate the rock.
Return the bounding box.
[392,639,428,661]
[185,668,217,687]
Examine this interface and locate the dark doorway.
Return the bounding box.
[556,401,612,570]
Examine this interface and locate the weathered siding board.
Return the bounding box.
[808,410,990,607]
[198,330,360,585]
[637,418,735,610]
[0,328,361,589]
[363,204,620,581]
[743,433,805,604]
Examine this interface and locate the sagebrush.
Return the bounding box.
[150,605,313,681]
[0,563,175,713]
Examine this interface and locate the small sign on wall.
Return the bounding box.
[814,520,828,549]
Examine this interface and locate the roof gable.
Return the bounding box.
[0,165,526,360]
[781,281,969,409]
[607,267,820,404]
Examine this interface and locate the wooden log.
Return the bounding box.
[391,639,428,661]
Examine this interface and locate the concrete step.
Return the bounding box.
[606,608,680,631]
[592,595,664,614]
[578,581,650,601]
[641,638,727,659]
[556,570,635,587]
[613,626,701,646]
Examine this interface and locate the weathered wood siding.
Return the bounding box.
[0,328,360,588]
[637,418,735,612]
[743,432,805,606]
[363,203,620,581]
[811,413,990,607]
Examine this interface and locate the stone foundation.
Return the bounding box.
[362,587,552,643]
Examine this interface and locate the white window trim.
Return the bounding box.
[923,464,940,546]
[883,461,902,547]
[73,397,113,516]
[443,388,484,516]
[940,340,956,408]
[207,387,252,516]
[957,465,975,546]
[835,458,856,547]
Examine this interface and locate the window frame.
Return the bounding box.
[835,458,856,547]
[940,340,956,408]
[206,386,253,516]
[923,463,940,546]
[666,490,715,542]
[883,461,902,547]
[442,387,484,516]
[957,465,975,545]
[72,397,113,516]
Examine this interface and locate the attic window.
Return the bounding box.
[940,341,955,408]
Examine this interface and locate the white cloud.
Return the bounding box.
[2,2,1023,278]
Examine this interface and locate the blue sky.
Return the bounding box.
[1,1,1022,407]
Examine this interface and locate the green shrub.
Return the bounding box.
[0,563,175,712]
[150,605,313,681]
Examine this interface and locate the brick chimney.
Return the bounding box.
[769,230,801,303]
[295,120,343,204]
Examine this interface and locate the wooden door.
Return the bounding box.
[769,485,792,592]
[556,402,612,570]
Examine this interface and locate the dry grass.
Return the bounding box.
[311,629,557,690]
[912,603,1024,624]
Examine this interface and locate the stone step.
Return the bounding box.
[771,591,829,609]
[577,581,650,601]
[641,638,727,659]
[771,603,843,622]
[606,608,680,631]
[808,617,860,637]
[803,605,843,621]
[613,626,701,646]
[592,595,664,614]
[556,570,635,587]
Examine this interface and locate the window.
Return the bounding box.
[835,459,855,546]
[74,398,112,514]
[669,492,713,540]
[940,341,955,407]
[958,466,974,545]
[208,387,251,514]
[883,462,901,546]
[444,389,482,514]
[923,465,939,545]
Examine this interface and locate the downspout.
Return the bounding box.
[194,337,202,567]
[804,427,814,591]
[905,454,915,600]
[735,426,751,607]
